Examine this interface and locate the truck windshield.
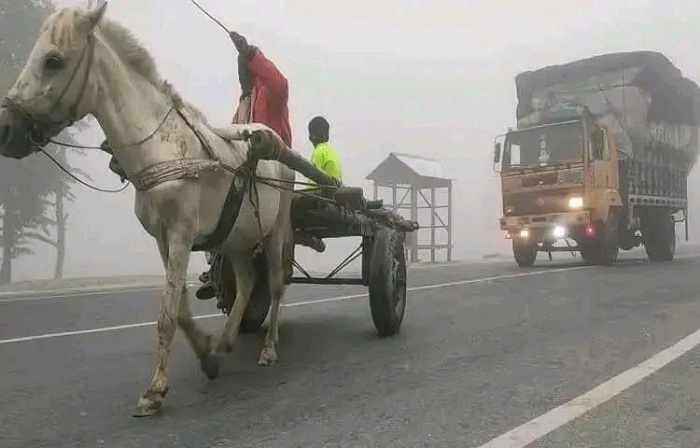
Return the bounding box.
[503,121,584,170]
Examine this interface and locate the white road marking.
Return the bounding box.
[477,326,700,448]
[0,265,590,345]
[0,260,489,304]
[2,253,698,345]
[0,283,198,303]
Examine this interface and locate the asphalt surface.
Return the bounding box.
[2,247,700,448]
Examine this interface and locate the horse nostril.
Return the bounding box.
[0,124,11,146]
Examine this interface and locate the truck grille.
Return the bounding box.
[521,172,559,187]
[503,191,570,215]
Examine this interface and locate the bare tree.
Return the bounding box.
[47,126,90,279]
[0,0,56,283]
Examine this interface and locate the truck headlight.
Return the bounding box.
[552,225,566,238]
[568,197,584,209]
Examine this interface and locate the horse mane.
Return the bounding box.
[45,7,211,125]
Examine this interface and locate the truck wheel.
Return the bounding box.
[593,211,619,266]
[579,247,596,264]
[643,211,676,262]
[512,241,537,267]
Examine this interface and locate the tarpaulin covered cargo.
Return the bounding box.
[514,51,700,166]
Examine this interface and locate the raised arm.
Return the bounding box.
[230,31,288,106]
[248,48,289,106]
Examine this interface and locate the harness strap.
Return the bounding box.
[191,168,251,252]
[172,107,258,252]
[129,159,223,191]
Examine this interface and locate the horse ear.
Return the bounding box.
[84,1,108,30]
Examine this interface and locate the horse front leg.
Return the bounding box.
[199,252,256,380]
[133,233,194,417]
[177,283,214,360]
[155,240,213,364]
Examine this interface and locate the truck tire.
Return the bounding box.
[579,247,596,264]
[643,210,676,262]
[512,241,537,267]
[593,211,620,266]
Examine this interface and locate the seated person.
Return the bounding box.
[305,116,342,186]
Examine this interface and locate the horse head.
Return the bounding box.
[0,2,108,159]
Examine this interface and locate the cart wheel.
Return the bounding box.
[212,253,271,334]
[368,228,407,337]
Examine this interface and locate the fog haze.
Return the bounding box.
[13,0,700,280]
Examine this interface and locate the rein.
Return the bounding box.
[39,148,129,193]
[36,104,176,194]
[47,106,176,151]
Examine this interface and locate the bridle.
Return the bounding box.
[0,29,142,194]
[3,31,97,148]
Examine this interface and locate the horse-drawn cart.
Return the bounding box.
[207,130,420,337]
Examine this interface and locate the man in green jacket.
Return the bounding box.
[307,116,342,183]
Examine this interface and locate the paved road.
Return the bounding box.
[2,247,700,447]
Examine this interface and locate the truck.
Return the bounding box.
[493,51,700,267]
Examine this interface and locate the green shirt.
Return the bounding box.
[310,142,342,183]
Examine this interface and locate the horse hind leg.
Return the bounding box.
[259,168,295,366]
[258,233,291,366]
[199,252,256,380]
[258,281,283,366]
[133,231,195,417]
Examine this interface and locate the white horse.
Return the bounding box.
[0,3,296,417]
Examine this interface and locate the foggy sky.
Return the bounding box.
[13,0,700,280]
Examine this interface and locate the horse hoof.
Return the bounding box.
[132,396,162,418]
[200,353,221,380]
[258,349,278,366]
[132,404,160,418]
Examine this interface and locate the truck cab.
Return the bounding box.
[494,109,684,267]
[493,109,626,266]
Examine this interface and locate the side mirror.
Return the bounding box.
[590,129,605,160]
[493,142,502,164]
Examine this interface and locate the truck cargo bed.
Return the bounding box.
[514,51,700,172]
[515,51,700,124]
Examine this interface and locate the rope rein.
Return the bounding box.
[39,148,130,193]
[47,106,176,151]
[40,104,177,194]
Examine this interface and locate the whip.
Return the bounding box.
[189,0,230,33]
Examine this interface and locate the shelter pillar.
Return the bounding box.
[430,187,436,262]
[410,185,418,262]
[447,182,453,261]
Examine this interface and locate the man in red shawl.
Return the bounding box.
[196,31,292,301]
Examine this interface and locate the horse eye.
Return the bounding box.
[44,54,64,71]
